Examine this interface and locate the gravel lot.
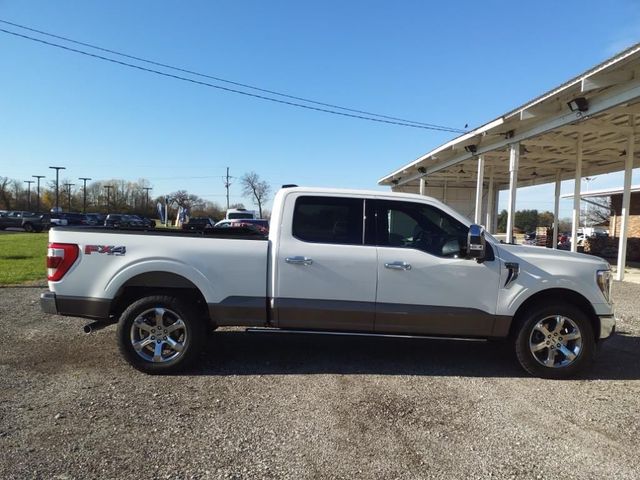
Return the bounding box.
[1,284,639,480]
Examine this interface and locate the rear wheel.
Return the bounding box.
[23,223,34,232]
[117,295,206,374]
[514,304,595,379]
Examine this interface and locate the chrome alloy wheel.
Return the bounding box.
[529,315,583,368]
[130,307,187,363]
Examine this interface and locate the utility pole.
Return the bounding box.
[33,175,45,212]
[24,180,34,210]
[104,185,114,214]
[143,187,152,213]
[64,183,75,212]
[224,167,231,211]
[49,166,66,211]
[78,177,91,213]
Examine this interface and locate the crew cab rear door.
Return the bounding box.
[273,194,377,331]
[373,199,502,336]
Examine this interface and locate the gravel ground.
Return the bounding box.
[1,284,639,480]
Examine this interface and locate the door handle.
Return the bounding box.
[384,261,412,271]
[285,256,313,266]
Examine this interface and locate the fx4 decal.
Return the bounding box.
[84,245,127,256]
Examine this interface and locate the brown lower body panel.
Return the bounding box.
[208,296,267,326]
[274,298,375,331]
[207,296,512,337]
[376,303,511,337]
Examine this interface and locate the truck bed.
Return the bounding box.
[46,226,270,325]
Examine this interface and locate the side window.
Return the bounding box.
[293,196,364,245]
[375,200,469,258]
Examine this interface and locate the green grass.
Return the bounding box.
[0,233,49,285]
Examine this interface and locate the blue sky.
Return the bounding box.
[1,0,639,215]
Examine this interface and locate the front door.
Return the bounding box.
[373,199,502,336]
[274,194,377,331]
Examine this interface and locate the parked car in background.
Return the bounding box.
[215,219,269,229]
[50,216,68,227]
[0,211,50,232]
[581,226,609,237]
[523,231,536,245]
[129,215,155,229]
[57,212,90,226]
[225,208,257,220]
[104,214,145,229]
[85,213,106,226]
[215,219,269,234]
[182,217,216,231]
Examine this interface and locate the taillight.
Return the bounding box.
[47,243,79,281]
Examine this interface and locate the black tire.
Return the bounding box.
[117,295,206,374]
[514,304,595,379]
[23,222,34,232]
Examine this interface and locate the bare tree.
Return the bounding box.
[241,172,270,218]
[169,190,202,209]
[583,198,612,226]
[0,177,13,209]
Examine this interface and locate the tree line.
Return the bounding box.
[495,203,611,234]
[0,171,271,220]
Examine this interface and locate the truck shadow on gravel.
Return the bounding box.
[193,329,640,380]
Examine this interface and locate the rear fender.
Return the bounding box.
[103,259,216,303]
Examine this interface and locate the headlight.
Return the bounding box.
[596,269,612,303]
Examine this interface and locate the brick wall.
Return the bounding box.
[610,192,640,238]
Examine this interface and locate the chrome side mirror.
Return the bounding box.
[467,224,486,262]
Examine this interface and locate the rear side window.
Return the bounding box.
[293,196,364,245]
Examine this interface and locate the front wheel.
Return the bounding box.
[23,223,34,232]
[514,304,595,379]
[117,295,206,374]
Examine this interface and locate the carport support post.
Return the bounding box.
[506,143,519,244]
[553,170,561,250]
[485,166,494,232]
[571,134,583,253]
[616,119,635,281]
[474,155,485,224]
[419,177,427,196]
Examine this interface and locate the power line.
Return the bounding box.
[146,175,228,180]
[0,24,466,133]
[0,19,466,133]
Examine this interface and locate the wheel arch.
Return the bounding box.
[111,271,212,326]
[509,288,600,340]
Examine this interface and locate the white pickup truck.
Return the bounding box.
[40,186,615,378]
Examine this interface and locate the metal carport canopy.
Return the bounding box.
[378,42,640,281]
[378,42,640,191]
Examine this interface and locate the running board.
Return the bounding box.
[245,327,487,342]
